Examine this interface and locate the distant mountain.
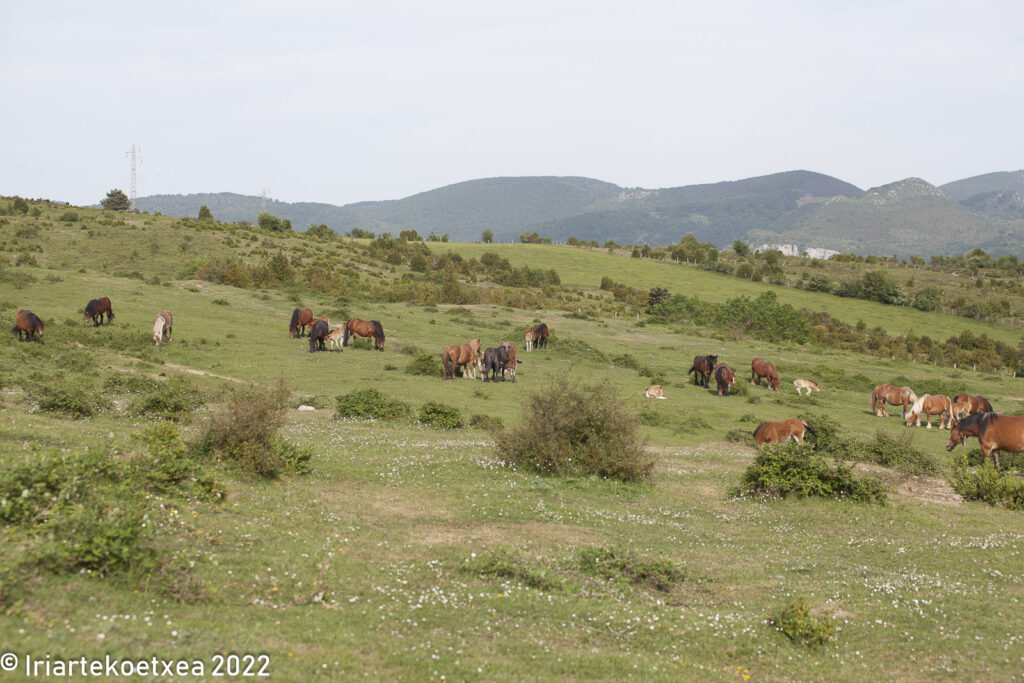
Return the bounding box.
[134,169,1024,256]
[940,170,1024,202]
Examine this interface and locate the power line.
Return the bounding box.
[125,144,141,211]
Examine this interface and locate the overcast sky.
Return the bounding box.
[1,1,1022,207]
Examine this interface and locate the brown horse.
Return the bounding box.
[947,412,1024,467]
[530,323,549,350]
[442,339,482,379]
[750,357,780,391]
[12,309,44,342]
[153,310,173,346]
[953,393,993,419]
[714,363,736,396]
[343,318,385,351]
[500,341,520,382]
[84,297,114,326]
[793,378,820,395]
[289,308,313,338]
[871,384,918,419]
[754,418,817,445]
[906,394,954,429]
[689,354,718,387]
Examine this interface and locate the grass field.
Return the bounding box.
[1,202,1023,680]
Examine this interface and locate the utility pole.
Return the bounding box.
[125,144,140,212]
[261,188,269,215]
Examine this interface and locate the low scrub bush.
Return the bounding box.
[132,423,223,500]
[862,430,936,474]
[734,443,887,504]
[799,412,856,459]
[335,388,410,421]
[130,376,204,422]
[405,353,440,376]
[552,336,608,362]
[769,598,835,646]
[725,428,754,444]
[948,454,1024,510]
[461,547,561,592]
[575,546,686,592]
[493,377,653,482]
[469,413,503,431]
[32,380,107,418]
[418,401,464,429]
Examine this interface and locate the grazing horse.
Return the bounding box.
[482,346,510,382]
[713,363,736,396]
[947,412,1024,467]
[754,418,817,446]
[644,385,666,399]
[530,323,549,350]
[906,394,954,429]
[289,308,313,338]
[689,354,718,387]
[343,318,385,351]
[308,319,329,353]
[12,309,44,342]
[524,329,534,352]
[501,342,520,382]
[871,384,918,419]
[153,310,173,346]
[750,357,780,391]
[953,394,993,419]
[84,297,114,326]
[326,327,345,352]
[442,339,483,380]
[793,378,820,395]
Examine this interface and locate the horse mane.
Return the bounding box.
[85,299,99,316]
[909,394,926,415]
[342,319,352,346]
[372,320,384,341]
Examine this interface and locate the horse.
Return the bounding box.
[644,385,666,399]
[947,412,1024,467]
[12,309,44,342]
[754,418,817,446]
[442,339,482,380]
[689,354,718,387]
[153,310,173,346]
[308,319,329,353]
[530,323,549,350]
[289,308,313,338]
[871,384,918,419]
[326,327,345,352]
[524,329,534,352]
[343,318,385,351]
[501,342,520,382]
[906,394,954,429]
[482,346,510,382]
[714,363,736,396]
[84,297,114,326]
[793,378,820,395]
[953,393,993,419]
[750,357,780,391]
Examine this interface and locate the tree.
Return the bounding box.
[257,212,288,231]
[101,188,131,211]
[732,239,750,256]
[198,205,213,221]
[481,229,494,243]
[306,223,334,239]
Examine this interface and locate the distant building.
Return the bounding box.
[753,243,839,260]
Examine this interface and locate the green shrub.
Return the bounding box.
[769,598,834,646]
[418,401,464,429]
[461,547,561,592]
[575,546,686,592]
[32,380,107,418]
[862,430,936,475]
[948,454,1024,510]
[725,428,754,444]
[734,443,887,504]
[335,388,410,421]
[132,423,223,500]
[405,353,440,376]
[552,336,608,362]
[59,211,79,222]
[798,411,855,458]
[130,376,204,422]
[494,377,653,482]
[469,413,504,431]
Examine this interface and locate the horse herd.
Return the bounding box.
[11,299,1021,467]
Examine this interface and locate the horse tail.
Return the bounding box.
[289,308,299,335]
[802,421,817,438]
[441,350,453,378]
[688,365,697,376]
[372,320,384,342]
[343,321,351,346]
[870,388,878,413]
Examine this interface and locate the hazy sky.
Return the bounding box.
[1,1,1022,207]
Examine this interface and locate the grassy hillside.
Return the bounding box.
[1,199,1023,680]
[940,169,1024,202]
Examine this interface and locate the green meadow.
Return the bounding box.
[0,202,1022,680]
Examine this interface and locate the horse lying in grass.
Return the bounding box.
[871,384,917,419]
[754,418,816,445]
[644,385,666,399]
[793,378,820,395]
[906,394,954,429]
[689,354,718,388]
[946,411,1024,467]
[750,357,780,391]
[442,339,482,379]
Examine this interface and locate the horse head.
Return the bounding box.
[946,425,964,451]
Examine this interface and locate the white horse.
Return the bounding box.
[644,385,666,399]
[153,310,173,346]
[524,329,534,352]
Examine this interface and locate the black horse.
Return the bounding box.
[308,319,329,353]
[531,323,549,350]
[482,346,510,382]
[84,297,114,326]
[689,354,718,387]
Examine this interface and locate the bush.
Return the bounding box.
[405,353,440,376]
[130,376,204,422]
[32,380,107,418]
[494,377,653,482]
[575,546,686,592]
[469,413,504,431]
[132,423,223,500]
[461,547,561,592]
[798,412,856,458]
[734,443,887,504]
[418,401,464,429]
[335,388,410,421]
[862,430,936,475]
[948,454,1024,510]
[769,598,835,646]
